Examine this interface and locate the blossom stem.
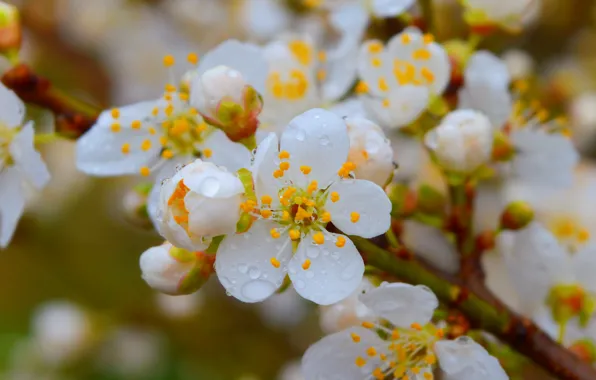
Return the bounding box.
[1,64,100,138]
[354,236,596,380]
[558,322,567,344]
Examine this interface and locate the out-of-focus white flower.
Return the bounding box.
[425,109,493,173]
[32,301,90,366]
[278,360,304,380]
[502,49,534,80]
[302,283,507,379]
[570,92,596,149]
[318,0,415,22]
[462,0,539,31]
[345,117,394,187]
[330,98,367,119]
[257,288,309,329]
[156,292,204,319]
[140,241,215,295]
[402,220,460,274]
[154,160,245,251]
[503,222,596,324]
[240,0,292,41]
[97,327,164,378]
[0,83,50,248]
[357,28,451,129]
[319,278,376,334]
[215,109,391,305]
[458,51,512,129]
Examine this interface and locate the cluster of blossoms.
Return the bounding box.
[6,0,596,378]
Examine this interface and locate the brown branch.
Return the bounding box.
[354,237,596,380]
[1,64,100,138]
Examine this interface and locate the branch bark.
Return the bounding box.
[353,236,596,380]
[1,64,99,138]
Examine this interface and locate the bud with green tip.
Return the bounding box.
[0,2,21,60]
[546,284,596,328]
[569,339,596,363]
[500,201,534,230]
[122,183,152,229]
[140,242,215,295]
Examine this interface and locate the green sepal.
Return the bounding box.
[243,85,263,113]
[170,246,197,263]
[206,235,224,255]
[275,275,292,294]
[177,266,210,295]
[427,95,449,117]
[216,100,244,125]
[237,168,256,201]
[236,212,253,233]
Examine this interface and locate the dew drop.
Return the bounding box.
[294,279,306,289]
[241,280,276,302]
[220,276,232,287]
[248,266,261,279]
[306,271,314,279]
[306,247,320,259]
[238,264,248,274]
[319,135,330,146]
[341,261,360,281]
[295,129,306,141]
[200,176,220,197]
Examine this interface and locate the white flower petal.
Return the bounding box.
[0,83,25,128]
[458,81,512,129]
[357,40,393,97]
[252,132,281,204]
[201,129,251,172]
[215,220,292,303]
[76,101,161,176]
[511,129,579,188]
[371,0,415,17]
[280,109,349,188]
[288,232,364,305]
[572,245,596,293]
[362,86,429,129]
[330,98,367,118]
[241,0,292,41]
[402,221,460,274]
[0,167,26,248]
[325,179,391,238]
[196,40,268,94]
[435,337,508,380]
[465,51,510,88]
[359,282,438,327]
[9,122,51,189]
[302,326,385,380]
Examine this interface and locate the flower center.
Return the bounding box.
[549,216,590,253]
[159,104,210,159]
[0,122,16,168]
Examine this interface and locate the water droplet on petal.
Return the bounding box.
[248,266,261,279]
[241,280,276,302]
[306,271,314,279]
[295,129,306,141]
[294,279,306,289]
[306,247,320,259]
[238,264,248,274]
[319,135,330,146]
[341,261,360,281]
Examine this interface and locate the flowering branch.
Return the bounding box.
[1,63,100,138]
[353,236,596,380]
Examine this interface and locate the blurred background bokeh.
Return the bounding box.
[2,0,596,379]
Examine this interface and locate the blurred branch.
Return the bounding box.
[1,64,100,138]
[418,0,434,34]
[354,236,596,380]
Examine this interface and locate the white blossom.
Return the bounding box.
[302,283,507,380]
[502,49,534,80]
[156,292,204,319]
[0,83,51,248]
[215,109,392,305]
[357,27,450,129]
[319,277,376,334]
[154,160,245,251]
[425,109,493,173]
[462,0,539,29]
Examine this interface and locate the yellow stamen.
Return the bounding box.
[355,357,366,367]
[401,33,411,44]
[302,259,311,270]
[163,55,175,67]
[423,34,434,44]
[321,212,331,223]
[350,212,360,223]
[110,123,121,133]
[330,192,340,203]
[261,195,272,205]
[313,232,324,245]
[350,332,361,342]
[273,169,284,178]
[366,347,377,357]
[411,322,422,330]
[300,165,312,175]
[148,127,156,135]
[279,150,290,159]
[121,143,130,154]
[368,41,383,54]
[140,166,150,176]
[279,162,290,171]
[270,228,281,239]
[335,236,346,248]
[131,120,142,129]
[162,150,174,159]
[260,209,272,218]
[187,52,199,65]
[270,257,280,268]
[141,139,152,151]
[203,148,213,158]
[355,81,369,94]
[371,57,382,67]
[362,321,375,329]
[289,229,301,240]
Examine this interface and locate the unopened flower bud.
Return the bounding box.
[546,284,595,327]
[491,130,514,161]
[345,117,394,187]
[140,242,215,295]
[122,183,152,229]
[569,339,596,364]
[155,159,245,251]
[417,184,446,215]
[424,109,493,173]
[0,2,21,58]
[191,65,262,143]
[500,201,534,230]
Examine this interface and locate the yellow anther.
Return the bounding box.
[330,192,340,203]
[165,104,174,117]
[379,353,387,361]
[318,50,327,62]
[423,373,433,380]
[411,322,422,330]
[162,150,174,159]
[355,357,367,367]
[401,33,411,44]
[279,162,290,171]
[362,321,375,329]
[412,367,421,374]
[307,180,318,194]
[179,93,189,101]
[421,67,435,84]
[273,169,284,178]
[425,355,436,365]
[163,55,175,67]
[350,332,361,342]
[355,81,369,94]
[260,209,272,218]
[152,107,159,117]
[270,228,281,239]
[174,215,188,224]
[164,94,173,101]
[313,232,324,245]
[371,57,382,67]
[279,150,290,159]
[288,40,312,66]
[372,368,384,380]
[423,33,434,44]
[140,166,150,176]
[131,120,142,130]
[110,123,121,133]
[350,212,360,223]
[578,229,591,243]
[295,207,311,221]
[148,127,156,135]
[321,211,331,223]
[165,83,177,92]
[391,329,400,339]
[366,347,377,357]
[282,187,296,198]
[121,143,131,154]
[302,259,311,270]
[412,48,431,60]
[294,196,303,205]
[159,136,168,146]
[270,257,280,268]
[289,229,301,240]
[317,69,326,81]
[111,108,120,119]
[514,80,529,93]
[282,211,290,220]
[361,150,369,160]
[187,52,199,65]
[172,118,190,135]
[335,236,346,248]
[141,139,152,151]
[189,108,199,116]
[300,165,312,175]
[196,123,207,133]
[203,148,213,158]
[368,41,383,54]
[378,77,389,92]
[382,99,390,108]
[536,108,549,123]
[261,195,272,205]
